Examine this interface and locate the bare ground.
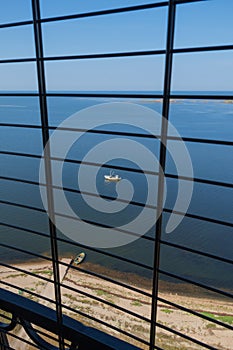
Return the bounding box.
[0,260,232,350]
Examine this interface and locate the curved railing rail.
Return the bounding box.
[0,288,140,350]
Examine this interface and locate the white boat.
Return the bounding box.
[104,171,121,182]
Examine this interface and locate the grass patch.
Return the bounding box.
[131,300,142,307]
[96,289,110,297]
[201,312,233,325]
[32,269,52,276]
[205,323,217,329]
[217,315,233,324]
[161,308,173,314]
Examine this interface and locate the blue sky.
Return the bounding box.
[0,0,232,91]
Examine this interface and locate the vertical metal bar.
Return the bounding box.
[0,332,9,350]
[31,1,64,349]
[149,1,176,349]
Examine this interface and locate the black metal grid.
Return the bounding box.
[0,0,233,349]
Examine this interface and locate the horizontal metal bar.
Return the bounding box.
[0,151,41,159]
[61,302,150,347]
[60,282,151,324]
[159,269,233,299]
[0,176,40,187]
[175,0,205,4]
[165,173,233,189]
[0,124,42,129]
[43,50,165,61]
[46,91,163,98]
[0,0,202,31]
[1,123,233,147]
[3,331,40,349]
[55,210,155,242]
[156,321,218,350]
[0,92,39,97]
[0,200,46,213]
[0,176,157,210]
[0,281,56,306]
[157,295,233,331]
[66,263,152,298]
[0,243,51,262]
[0,20,33,29]
[1,44,232,66]
[168,135,233,146]
[1,123,159,139]
[170,93,233,100]
[3,169,232,197]
[0,58,36,64]
[40,2,169,24]
[0,50,164,66]
[0,222,49,239]
[0,288,141,349]
[0,91,232,100]
[1,163,232,194]
[173,44,233,54]
[164,208,233,228]
[0,263,53,285]
[0,222,153,271]
[160,240,233,265]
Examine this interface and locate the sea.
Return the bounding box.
[0,91,233,291]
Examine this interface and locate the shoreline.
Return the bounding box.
[1,257,232,302]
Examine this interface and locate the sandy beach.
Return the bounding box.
[0,259,232,350]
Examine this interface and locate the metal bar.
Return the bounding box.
[156,321,219,350]
[0,50,164,65]
[1,196,233,229]
[0,288,141,350]
[170,93,233,99]
[164,207,233,227]
[0,58,35,64]
[0,332,9,350]
[0,150,42,158]
[157,296,233,331]
[55,211,155,242]
[61,303,150,347]
[0,222,153,270]
[46,91,163,98]
[2,217,232,270]
[167,136,233,146]
[40,2,169,23]
[150,1,176,348]
[0,200,46,213]
[165,173,233,188]
[160,240,233,265]
[1,43,232,66]
[0,91,232,99]
[31,1,64,349]
[0,20,33,29]
[1,122,233,147]
[159,269,233,299]
[0,281,57,306]
[173,44,233,53]
[0,0,203,30]
[0,263,53,285]
[43,49,166,60]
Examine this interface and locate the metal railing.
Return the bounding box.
[0,0,233,349]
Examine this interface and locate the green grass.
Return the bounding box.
[32,269,52,276]
[217,315,233,324]
[161,308,173,314]
[201,312,233,325]
[131,300,142,307]
[96,289,110,297]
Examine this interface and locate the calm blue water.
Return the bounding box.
[0,94,233,289]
